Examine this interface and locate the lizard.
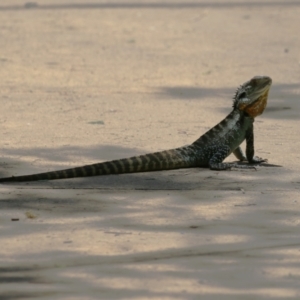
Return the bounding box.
[0,75,272,183]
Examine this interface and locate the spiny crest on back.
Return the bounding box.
[233,78,252,108]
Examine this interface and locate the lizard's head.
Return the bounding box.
[233,76,272,118]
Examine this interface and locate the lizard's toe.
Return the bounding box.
[250,156,268,164]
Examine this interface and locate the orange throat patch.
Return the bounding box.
[239,90,269,118]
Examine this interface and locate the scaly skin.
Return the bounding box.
[0,76,272,182]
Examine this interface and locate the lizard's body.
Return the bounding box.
[0,76,272,183]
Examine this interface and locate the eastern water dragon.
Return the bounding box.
[0,75,272,182]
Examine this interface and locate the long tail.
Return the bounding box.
[0,147,196,182]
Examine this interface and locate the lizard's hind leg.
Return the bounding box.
[208,146,233,170]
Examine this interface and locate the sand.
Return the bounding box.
[0,1,300,299]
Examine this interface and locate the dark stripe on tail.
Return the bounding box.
[0,148,192,182]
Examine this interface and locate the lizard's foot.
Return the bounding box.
[210,160,267,171]
[231,164,257,170]
[209,163,234,171]
[249,156,268,164]
[210,162,259,171]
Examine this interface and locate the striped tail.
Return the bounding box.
[0,148,195,182]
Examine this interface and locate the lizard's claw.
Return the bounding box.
[231,164,257,170]
[250,156,268,164]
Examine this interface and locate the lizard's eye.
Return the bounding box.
[239,92,246,99]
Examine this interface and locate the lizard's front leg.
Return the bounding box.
[246,127,267,164]
[233,146,247,161]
